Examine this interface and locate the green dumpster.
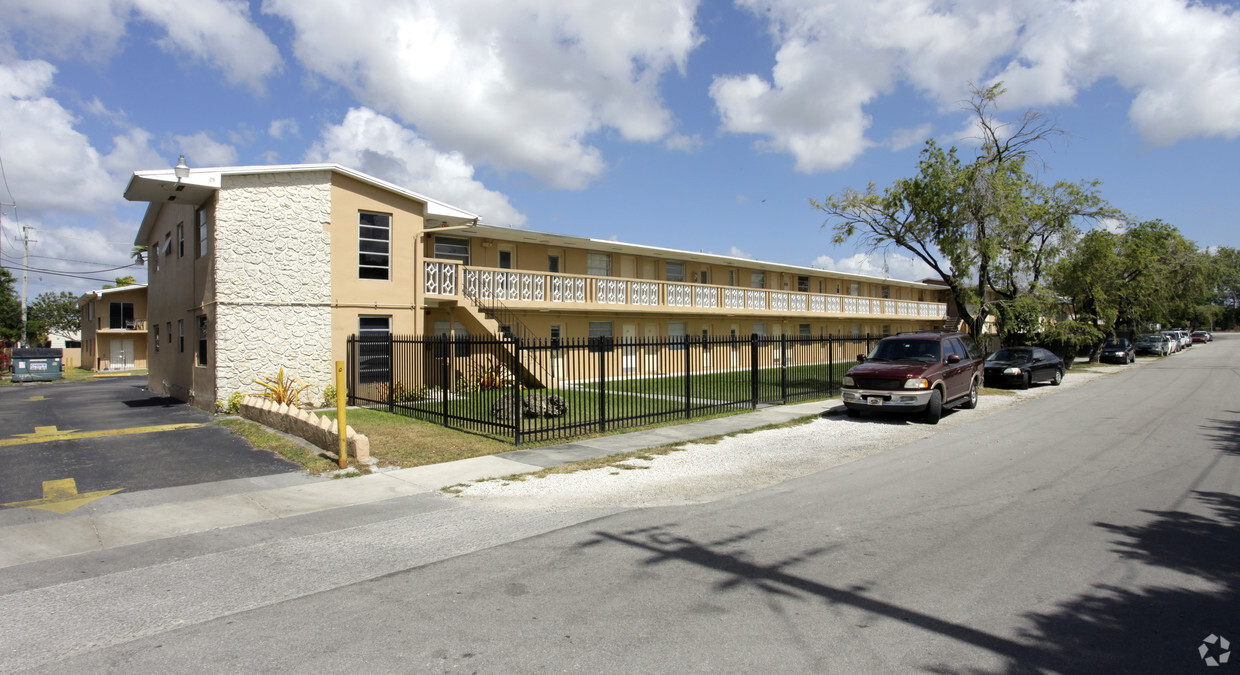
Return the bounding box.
[11,348,63,382]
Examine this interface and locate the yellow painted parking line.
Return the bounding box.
[27,395,46,401]
[0,423,206,447]
[2,478,123,514]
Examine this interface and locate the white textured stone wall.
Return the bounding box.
[213,171,333,403]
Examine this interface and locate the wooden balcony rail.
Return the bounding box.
[423,260,947,320]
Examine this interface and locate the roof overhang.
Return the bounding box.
[76,284,148,308]
[124,163,480,245]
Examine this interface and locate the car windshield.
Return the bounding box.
[1137,334,1158,342]
[867,339,940,363]
[1104,338,1129,348]
[988,348,1032,363]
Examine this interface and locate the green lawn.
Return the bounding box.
[576,361,855,402]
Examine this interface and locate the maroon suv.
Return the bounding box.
[841,331,982,424]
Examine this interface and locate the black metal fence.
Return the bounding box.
[346,333,877,444]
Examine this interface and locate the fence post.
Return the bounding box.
[750,334,759,408]
[346,336,355,405]
[440,337,449,429]
[684,334,692,419]
[597,339,607,434]
[512,336,522,446]
[828,335,835,397]
[386,333,395,414]
[780,333,788,405]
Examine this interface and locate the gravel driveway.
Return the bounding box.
[456,362,1140,509]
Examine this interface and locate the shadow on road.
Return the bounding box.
[1201,413,1240,455]
[1002,490,1240,673]
[575,523,1072,672]
[578,486,1239,672]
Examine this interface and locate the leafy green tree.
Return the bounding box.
[1211,246,1240,328]
[0,269,21,343]
[27,291,80,344]
[103,275,137,289]
[814,83,1111,339]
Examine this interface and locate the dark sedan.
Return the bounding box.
[984,346,1065,389]
[1099,337,1136,364]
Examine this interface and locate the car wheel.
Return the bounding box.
[923,389,943,424]
[1019,373,1031,390]
[962,377,979,409]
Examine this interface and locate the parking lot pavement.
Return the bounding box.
[0,376,302,507]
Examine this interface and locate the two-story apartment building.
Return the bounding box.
[124,163,949,410]
[77,284,148,371]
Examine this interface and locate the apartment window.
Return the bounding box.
[109,302,134,329]
[798,276,810,292]
[668,321,687,349]
[696,269,709,284]
[587,253,611,277]
[852,323,862,337]
[177,223,184,257]
[882,324,892,337]
[359,212,391,280]
[358,316,392,383]
[549,325,562,348]
[197,209,209,258]
[178,319,184,353]
[729,270,736,286]
[153,324,160,353]
[850,282,860,296]
[498,248,514,269]
[752,323,766,338]
[163,233,172,256]
[751,271,765,289]
[151,241,159,272]
[197,316,209,366]
[433,236,470,264]
[588,321,613,338]
[548,254,560,273]
[666,261,686,282]
[167,322,172,344]
[881,285,891,299]
[799,324,811,339]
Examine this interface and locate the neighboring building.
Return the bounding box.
[48,331,82,371]
[124,163,950,410]
[77,285,149,371]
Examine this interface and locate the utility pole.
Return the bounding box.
[20,225,33,347]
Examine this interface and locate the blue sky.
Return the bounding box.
[2,0,1238,300]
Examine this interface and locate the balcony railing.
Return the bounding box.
[423,260,947,320]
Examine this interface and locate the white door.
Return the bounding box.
[622,324,637,374]
[110,339,134,370]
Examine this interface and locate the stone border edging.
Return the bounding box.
[238,396,370,462]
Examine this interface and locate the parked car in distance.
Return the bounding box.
[1191,330,1211,344]
[984,346,1064,389]
[1135,333,1172,356]
[1177,330,1192,350]
[1100,337,1136,364]
[1161,331,1182,353]
[841,331,983,425]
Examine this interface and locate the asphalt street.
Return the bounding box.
[0,376,300,504]
[2,337,1238,673]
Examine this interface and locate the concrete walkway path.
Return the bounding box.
[0,399,837,569]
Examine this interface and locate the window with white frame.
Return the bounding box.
[751,271,765,289]
[752,323,766,337]
[849,281,860,296]
[881,285,890,298]
[433,236,470,265]
[587,254,611,277]
[666,261,685,282]
[177,223,184,257]
[359,212,391,280]
[588,321,613,338]
[197,209,209,258]
[358,315,392,383]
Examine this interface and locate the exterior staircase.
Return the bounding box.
[454,296,556,389]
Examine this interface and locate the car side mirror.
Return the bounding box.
[856,355,866,363]
[947,354,961,364]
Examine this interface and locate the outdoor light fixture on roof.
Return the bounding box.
[174,155,190,181]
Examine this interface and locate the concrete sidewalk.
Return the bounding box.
[0,399,838,569]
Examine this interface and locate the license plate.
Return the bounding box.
[866,397,882,406]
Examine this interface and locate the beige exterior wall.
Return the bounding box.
[143,197,216,405]
[79,286,149,371]
[327,172,427,380]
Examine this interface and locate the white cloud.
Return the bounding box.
[265,0,702,189]
[813,252,935,283]
[269,118,299,140]
[3,0,282,90]
[305,107,527,227]
[887,124,934,152]
[0,60,118,212]
[727,246,754,259]
[173,132,238,167]
[665,133,705,152]
[713,0,1240,171]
